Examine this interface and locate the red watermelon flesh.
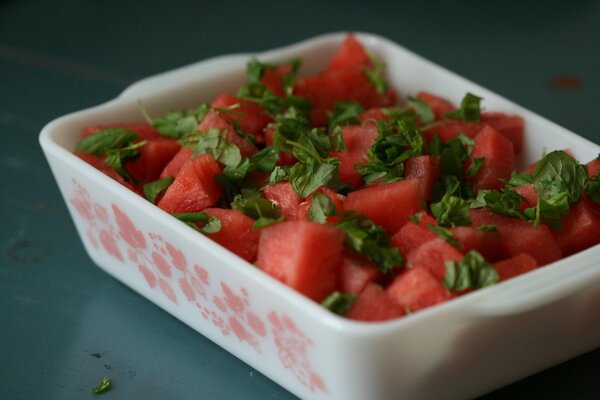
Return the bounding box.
[261,64,293,97]
[157,154,221,214]
[294,66,396,126]
[468,125,515,192]
[211,93,271,138]
[337,251,381,294]
[493,253,538,281]
[198,109,258,157]
[330,124,378,189]
[451,226,503,262]
[480,112,524,154]
[469,209,561,266]
[75,151,140,193]
[424,120,483,142]
[127,139,181,183]
[387,267,453,313]
[359,107,390,124]
[391,213,437,255]
[553,201,600,256]
[255,220,344,301]
[264,127,297,166]
[415,91,455,120]
[204,208,260,262]
[344,178,424,234]
[159,147,193,179]
[297,187,345,221]
[347,283,405,322]
[515,184,538,211]
[588,159,600,177]
[263,181,301,220]
[404,155,441,201]
[326,33,371,71]
[406,237,464,280]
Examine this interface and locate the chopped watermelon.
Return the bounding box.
[204,208,260,262]
[468,125,515,191]
[159,147,194,179]
[157,154,221,214]
[344,179,424,234]
[553,201,600,256]
[404,155,441,201]
[211,93,271,138]
[391,213,437,255]
[480,112,524,154]
[263,181,301,220]
[406,237,464,280]
[75,151,140,193]
[82,123,163,141]
[347,283,405,322]
[256,220,344,301]
[387,267,453,312]
[514,183,537,211]
[127,139,181,183]
[297,187,345,221]
[337,251,380,294]
[261,64,293,97]
[198,109,258,157]
[415,91,455,120]
[330,124,378,189]
[326,34,371,71]
[451,226,503,262]
[493,253,538,281]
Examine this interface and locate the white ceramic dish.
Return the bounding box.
[40,32,600,399]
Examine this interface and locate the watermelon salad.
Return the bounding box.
[74,34,600,322]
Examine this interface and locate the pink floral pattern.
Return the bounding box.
[69,178,326,393]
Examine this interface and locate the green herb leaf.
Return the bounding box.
[407,96,435,124]
[321,291,357,316]
[147,103,211,139]
[534,150,588,205]
[363,50,388,94]
[478,224,497,232]
[586,172,600,203]
[173,212,222,234]
[328,101,364,131]
[104,140,146,181]
[76,128,138,155]
[443,250,498,292]
[505,171,535,187]
[426,224,461,248]
[143,176,174,204]
[249,146,280,173]
[334,212,403,273]
[92,377,111,394]
[308,192,337,223]
[470,189,525,219]
[288,157,339,198]
[444,93,483,122]
[231,194,282,230]
[430,178,472,227]
[466,157,485,178]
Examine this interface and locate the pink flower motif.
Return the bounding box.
[112,204,146,249]
[190,275,207,299]
[94,203,109,224]
[159,278,177,304]
[221,282,245,315]
[139,263,157,288]
[99,229,123,261]
[194,265,209,285]
[166,242,187,271]
[213,296,227,313]
[229,315,261,352]
[179,277,195,302]
[152,251,171,277]
[87,229,99,249]
[268,311,326,393]
[246,311,266,338]
[127,248,138,262]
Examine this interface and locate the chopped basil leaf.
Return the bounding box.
[470,189,524,219]
[478,224,497,232]
[407,96,435,124]
[409,211,425,225]
[76,128,138,155]
[231,194,282,230]
[146,103,211,139]
[173,212,221,234]
[534,150,587,205]
[444,93,482,122]
[321,291,357,316]
[506,171,535,187]
[443,250,498,292]
[308,192,337,223]
[426,224,461,248]
[466,157,485,178]
[248,146,280,173]
[363,50,388,94]
[104,140,146,181]
[288,157,339,198]
[143,176,174,204]
[328,101,364,131]
[334,212,403,273]
[92,377,111,394]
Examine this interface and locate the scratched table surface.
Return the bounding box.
[2,0,600,399]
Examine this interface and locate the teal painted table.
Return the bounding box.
[1,1,599,398]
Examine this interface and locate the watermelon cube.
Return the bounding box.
[260,64,293,97]
[480,112,524,154]
[337,251,381,294]
[263,181,301,220]
[451,226,503,262]
[493,253,538,281]
[211,93,271,138]
[256,220,344,301]
[390,213,437,255]
[326,33,371,71]
[330,124,378,189]
[347,283,405,322]
[157,154,221,213]
[198,109,258,157]
[553,201,600,256]
[404,155,441,201]
[344,178,424,234]
[415,91,455,120]
[127,138,181,183]
[160,147,194,179]
[204,208,260,262]
[406,237,464,280]
[468,125,515,192]
[387,267,453,313]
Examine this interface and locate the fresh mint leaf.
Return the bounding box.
[249,146,279,173]
[143,176,174,204]
[505,171,535,187]
[321,291,357,316]
[334,212,403,273]
[470,189,524,219]
[104,140,146,181]
[363,50,388,94]
[430,187,471,227]
[288,157,339,198]
[478,224,497,232]
[76,128,138,156]
[308,192,337,223]
[534,150,587,205]
[328,101,364,131]
[173,212,221,234]
[231,194,284,229]
[269,166,290,184]
[444,93,482,122]
[92,377,111,394]
[466,157,485,178]
[443,250,498,292]
[146,103,211,139]
[426,224,461,248]
[407,96,435,124]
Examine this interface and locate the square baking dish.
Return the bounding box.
[39,32,600,400]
